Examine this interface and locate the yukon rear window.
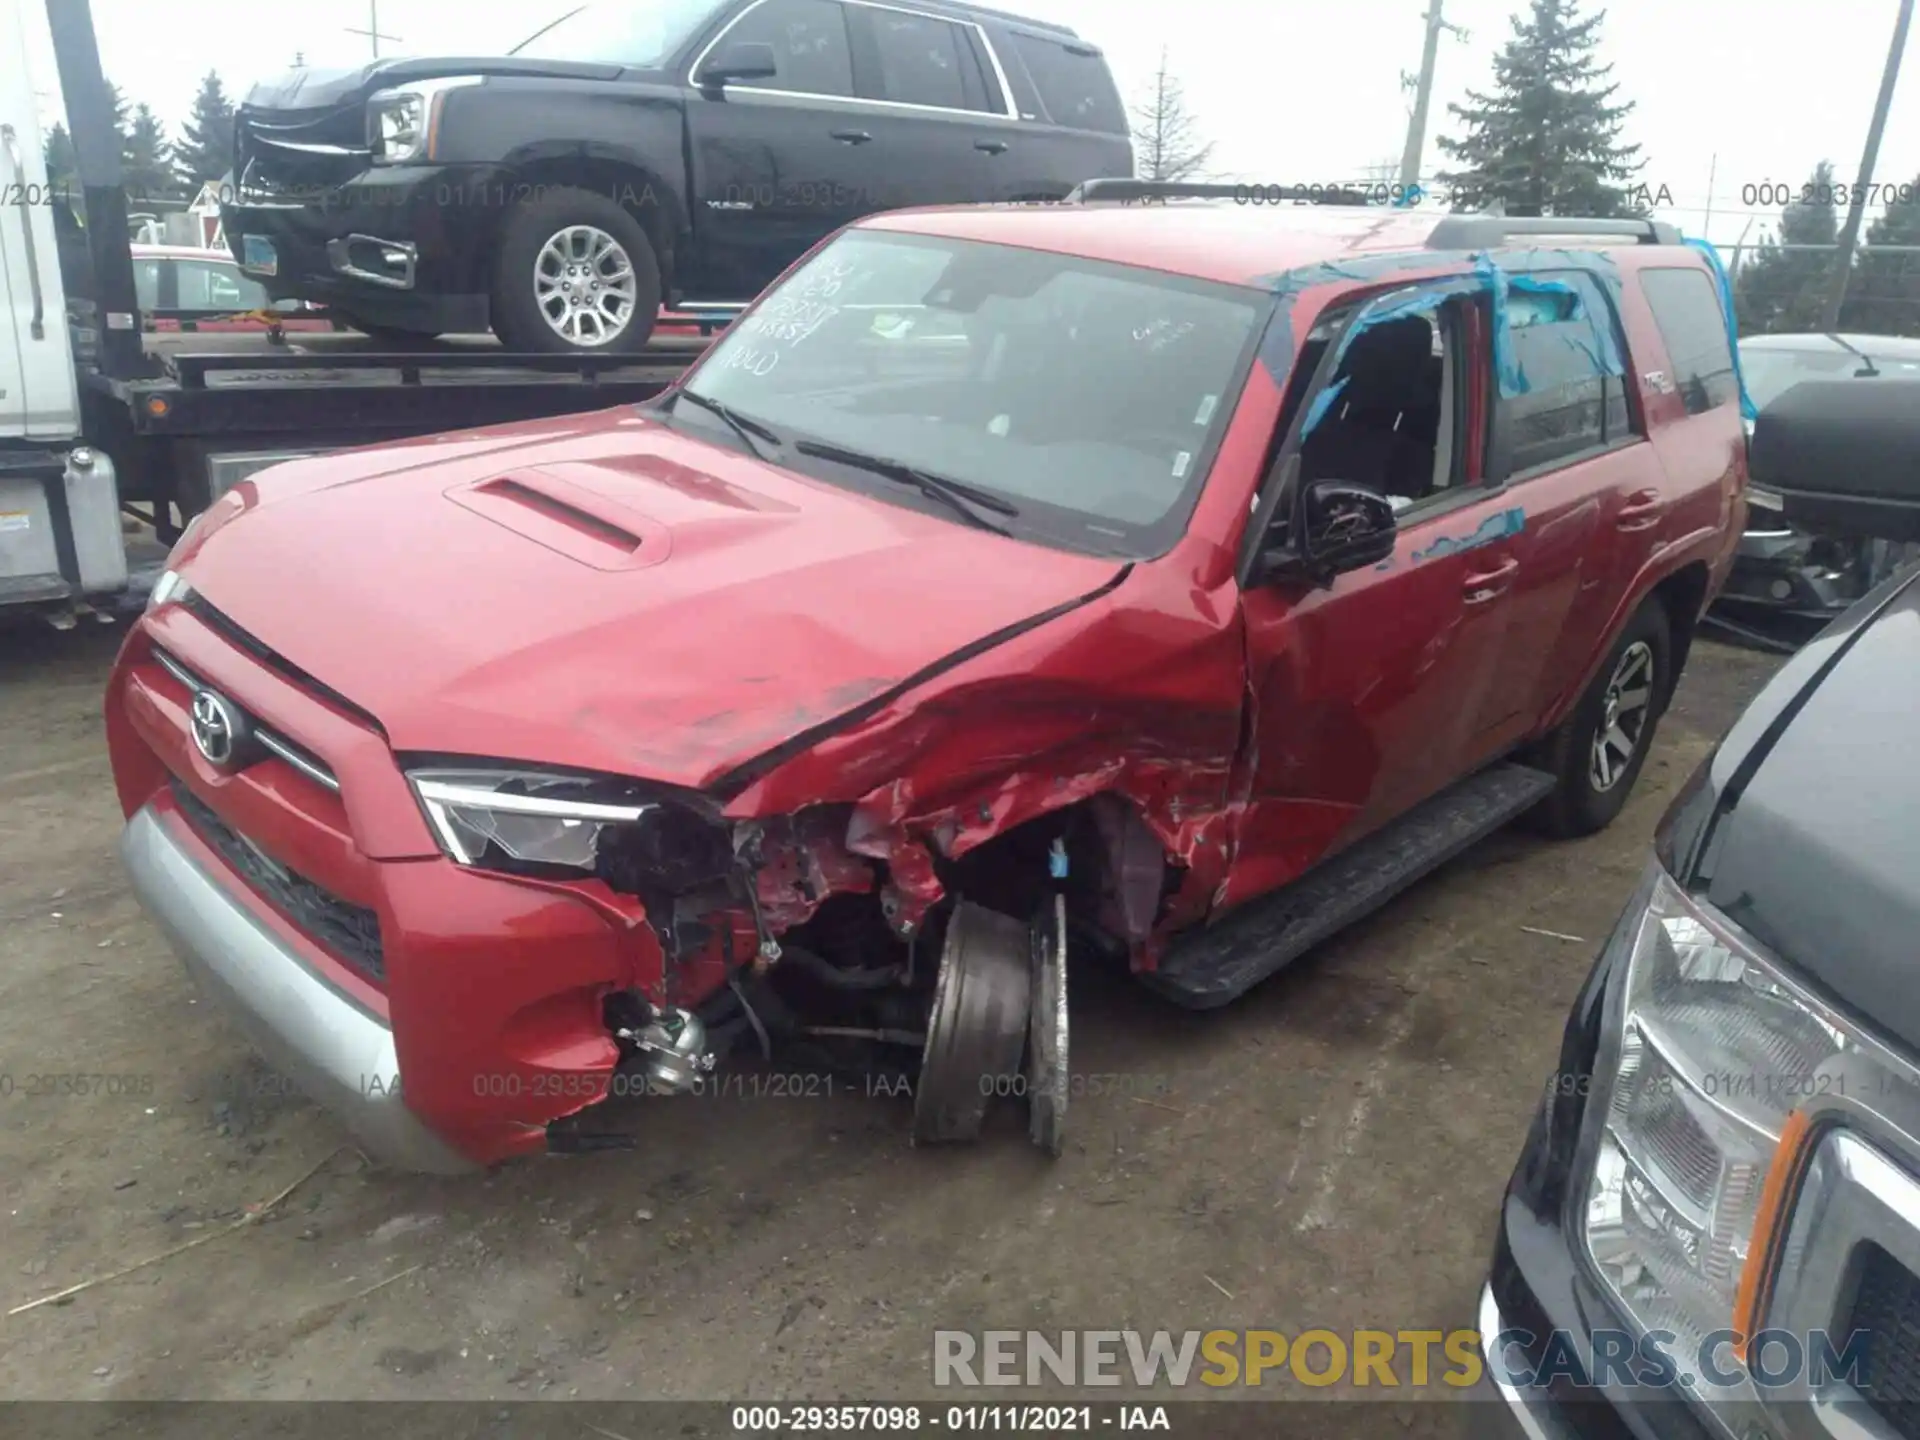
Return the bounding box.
[1639,266,1740,416]
[1009,33,1126,135]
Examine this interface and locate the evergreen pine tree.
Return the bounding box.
[174,71,236,188]
[1734,164,1840,336]
[42,122,77,191]
[1436,0,1645,217]
[1838,177,1920,336]
[123,103,177,203]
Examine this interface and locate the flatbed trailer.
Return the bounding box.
[80,327,711,541]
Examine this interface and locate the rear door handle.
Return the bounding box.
[1463,557,1519,605]
[830,129,873,145]
[1616,488,1665,531]
[974,140,1009,155]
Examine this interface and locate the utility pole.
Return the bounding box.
[1398,0,1468,188]
[344,0,402,58]
[1822,0,1915,330]
[1701,153,1717,238]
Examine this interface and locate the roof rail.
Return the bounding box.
[1062,179,1384,206]
[1424,215,1683,249]
[925,0,1077,36]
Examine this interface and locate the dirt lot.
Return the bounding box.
[0,622,1778,1408]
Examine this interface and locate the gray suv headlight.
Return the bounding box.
[1575,861,1858,1407]
[366,77,480,164]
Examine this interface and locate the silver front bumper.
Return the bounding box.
[120,803,477,1174]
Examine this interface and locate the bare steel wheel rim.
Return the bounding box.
[1590,640,1655,793]
[533,225,637,347]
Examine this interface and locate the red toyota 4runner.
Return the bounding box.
[107,185,1748,1171]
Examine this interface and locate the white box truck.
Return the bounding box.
[0,0,123,625]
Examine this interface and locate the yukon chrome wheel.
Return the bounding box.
[1589,640,1655,792]
[533,224,638,347]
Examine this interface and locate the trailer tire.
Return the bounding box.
[489,187,660,355]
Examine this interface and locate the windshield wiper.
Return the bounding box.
[793,440,1018,536]
[671,387,784,460]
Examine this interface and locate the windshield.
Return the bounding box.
[1740,341,1920,409]
[673,231,1268,557]
[511,1,718,66]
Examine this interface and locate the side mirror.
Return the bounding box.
[696,41,778,88]
[1257,477,1398,586]
[1750,379,1920,542]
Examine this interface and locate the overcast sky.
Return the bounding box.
[20,0,1920,250]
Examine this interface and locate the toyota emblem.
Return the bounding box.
[190,689,242,767]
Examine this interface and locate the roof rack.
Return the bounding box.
[1423,215,1683,249]
[1062,179,1383,206]
[923,0,1077,37]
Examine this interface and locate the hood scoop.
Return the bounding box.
[447,469,671,571]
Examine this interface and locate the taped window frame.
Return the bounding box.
[1235,272,1494,590]
[1488,265,1642,486]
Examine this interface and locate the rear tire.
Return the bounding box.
[489,186,660,355]
[1528,597,1672,839]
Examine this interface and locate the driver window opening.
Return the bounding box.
[1298,300,1465,514]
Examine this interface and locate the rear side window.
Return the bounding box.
[1639,266,1739,416]
[1009,33,1126,134]
[867,9,973,110]
[724,0,855,97]
[1497,269,1634,475]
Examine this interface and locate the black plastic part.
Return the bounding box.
[1752,378,1920,542]
[1145,762,1559,1009]
[912,902,1032,1144]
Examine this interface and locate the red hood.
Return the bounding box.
[178,409,1122,790]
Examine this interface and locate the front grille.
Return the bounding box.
[171,778,386,984]
[151,646,340,793]
[1847,1242,1920,1429]
[235,104,371,196]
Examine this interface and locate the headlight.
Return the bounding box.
[1578,862,1853,1394]
[407,767,735,886]
[366,78,480,164]
[410,768,658,869]
[146,569,193,613]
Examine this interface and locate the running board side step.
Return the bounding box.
[1143,763,1558,1010]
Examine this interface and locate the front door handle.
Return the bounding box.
[974,140,1009,155]
[1463,557,1519,605]
[1616,488,1664,532]
[830,129,873,145]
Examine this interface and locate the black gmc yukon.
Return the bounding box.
[1472,378,1920,1437]
[222,0,1132,353]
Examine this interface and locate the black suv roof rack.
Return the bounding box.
[1423,215,1683,248]
[926,0,1076,37]
[1063,179,1382,206]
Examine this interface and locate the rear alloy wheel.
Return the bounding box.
[490,186,660,355]
[1529,596,1672,838]
[1589,641,1656,793]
